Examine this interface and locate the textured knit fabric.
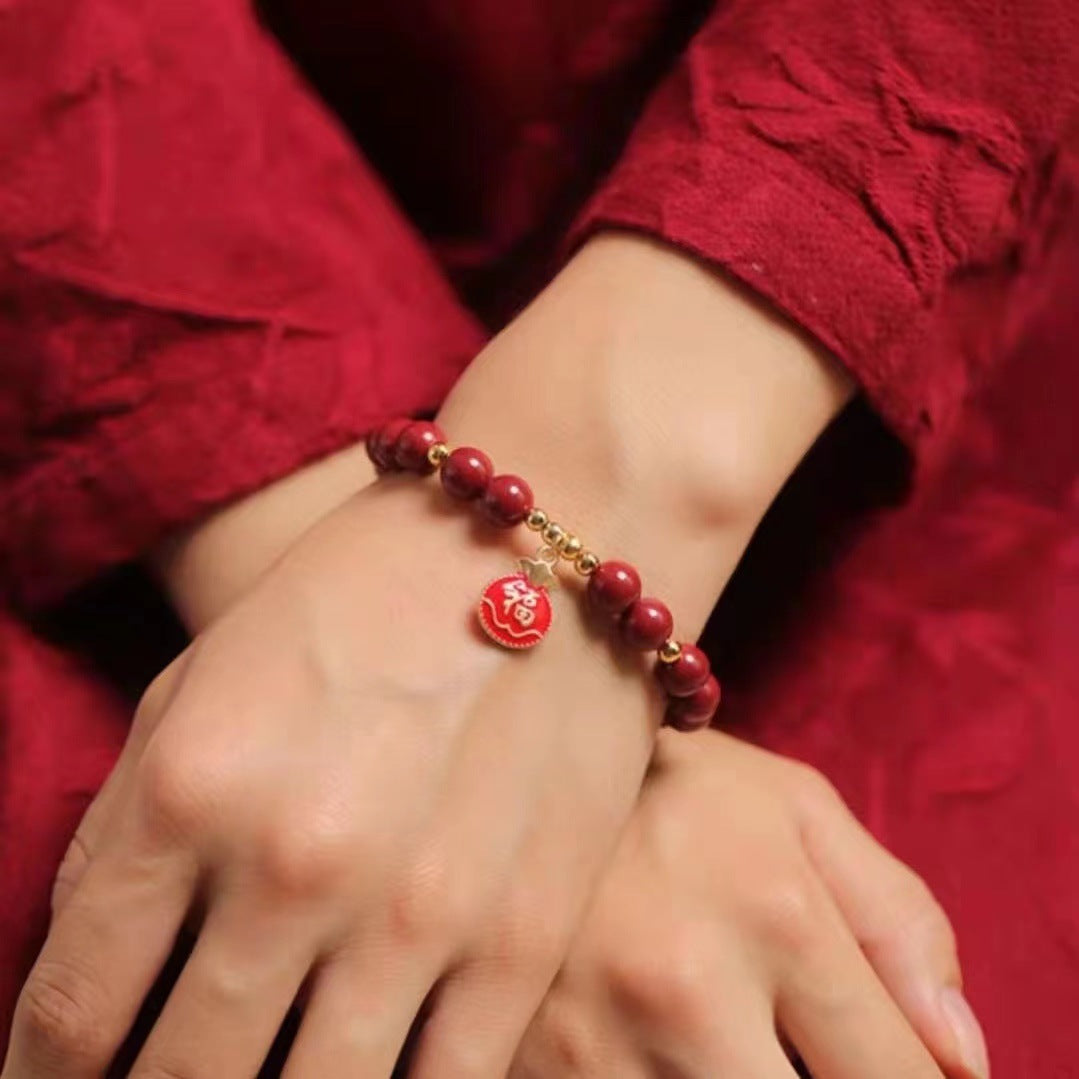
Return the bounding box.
[1,2,1077,1074]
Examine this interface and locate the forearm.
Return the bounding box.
[155,232,853,635]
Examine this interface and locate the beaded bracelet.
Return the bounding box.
[366,418,721,731]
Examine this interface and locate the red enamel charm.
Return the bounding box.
[478,571,553,650]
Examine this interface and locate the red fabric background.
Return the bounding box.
[1,1,1077,1074]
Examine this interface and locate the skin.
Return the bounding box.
[511,731,987,1079]
[2,235,987,1078]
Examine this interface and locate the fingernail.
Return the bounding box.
[940,988,990,1079]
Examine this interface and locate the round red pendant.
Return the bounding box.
[478,572,553,650]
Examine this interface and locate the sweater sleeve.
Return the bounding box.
[0,0,483,610]
[573,0,1079,459]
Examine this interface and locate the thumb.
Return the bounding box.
[793,772,989,1079]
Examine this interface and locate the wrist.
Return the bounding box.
[152,443,379,633]
[437,232,853,635]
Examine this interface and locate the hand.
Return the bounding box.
[3,481,661,1078]
[511,731,989,1079]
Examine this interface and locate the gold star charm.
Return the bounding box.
[517,555,559,589]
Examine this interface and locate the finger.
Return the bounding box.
[50,762,133,918]
[406,956,558,1079]
[52,652,194,917]
[128,894,314,1078]
[2,844,197,1079]
[405,746,607,1079]
[282,944,436,1079]
[776,907,946,1079]
[794,774,988,1078]
[50,829,99,919]
[632,964,798,1079]
[647,1036,799,1079]
[509,996,646,1079]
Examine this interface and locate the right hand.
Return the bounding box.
[3,480,661,1079]
[511,730,990,1079]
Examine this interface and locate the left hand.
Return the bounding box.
[510,731,988,1079]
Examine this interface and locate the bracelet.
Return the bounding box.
[366,418,721,731]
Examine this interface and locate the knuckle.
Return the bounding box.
[135,742,219,843]
[18,959,110,1064]
[131,1058,198,1079]
[922,896,959,961]
[785,761,842,817]
[749,872,829,957]
[254,817,355,900]
[529,998,601,1077]
[50,832,92,913]
[489,902,566,980]
[387,857,474,949]
[427,1039,494,1079]
[605,927,712,1034]
[890,868,960,961]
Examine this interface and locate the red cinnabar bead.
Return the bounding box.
[620,598,673,650]
[441,446,493,501]
[656,643,711,697]
[365,418,411,472]
[587,561,642,617]
[665,675,721,731]
[481,474,534,527]
[395,421,446,473]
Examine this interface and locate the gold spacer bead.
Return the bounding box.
[561,534,583,560]
[542,522,566,549]
[658,639,683,664]
[575,551,600,576]
[526,508,549,532]
[426,442,450,467]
